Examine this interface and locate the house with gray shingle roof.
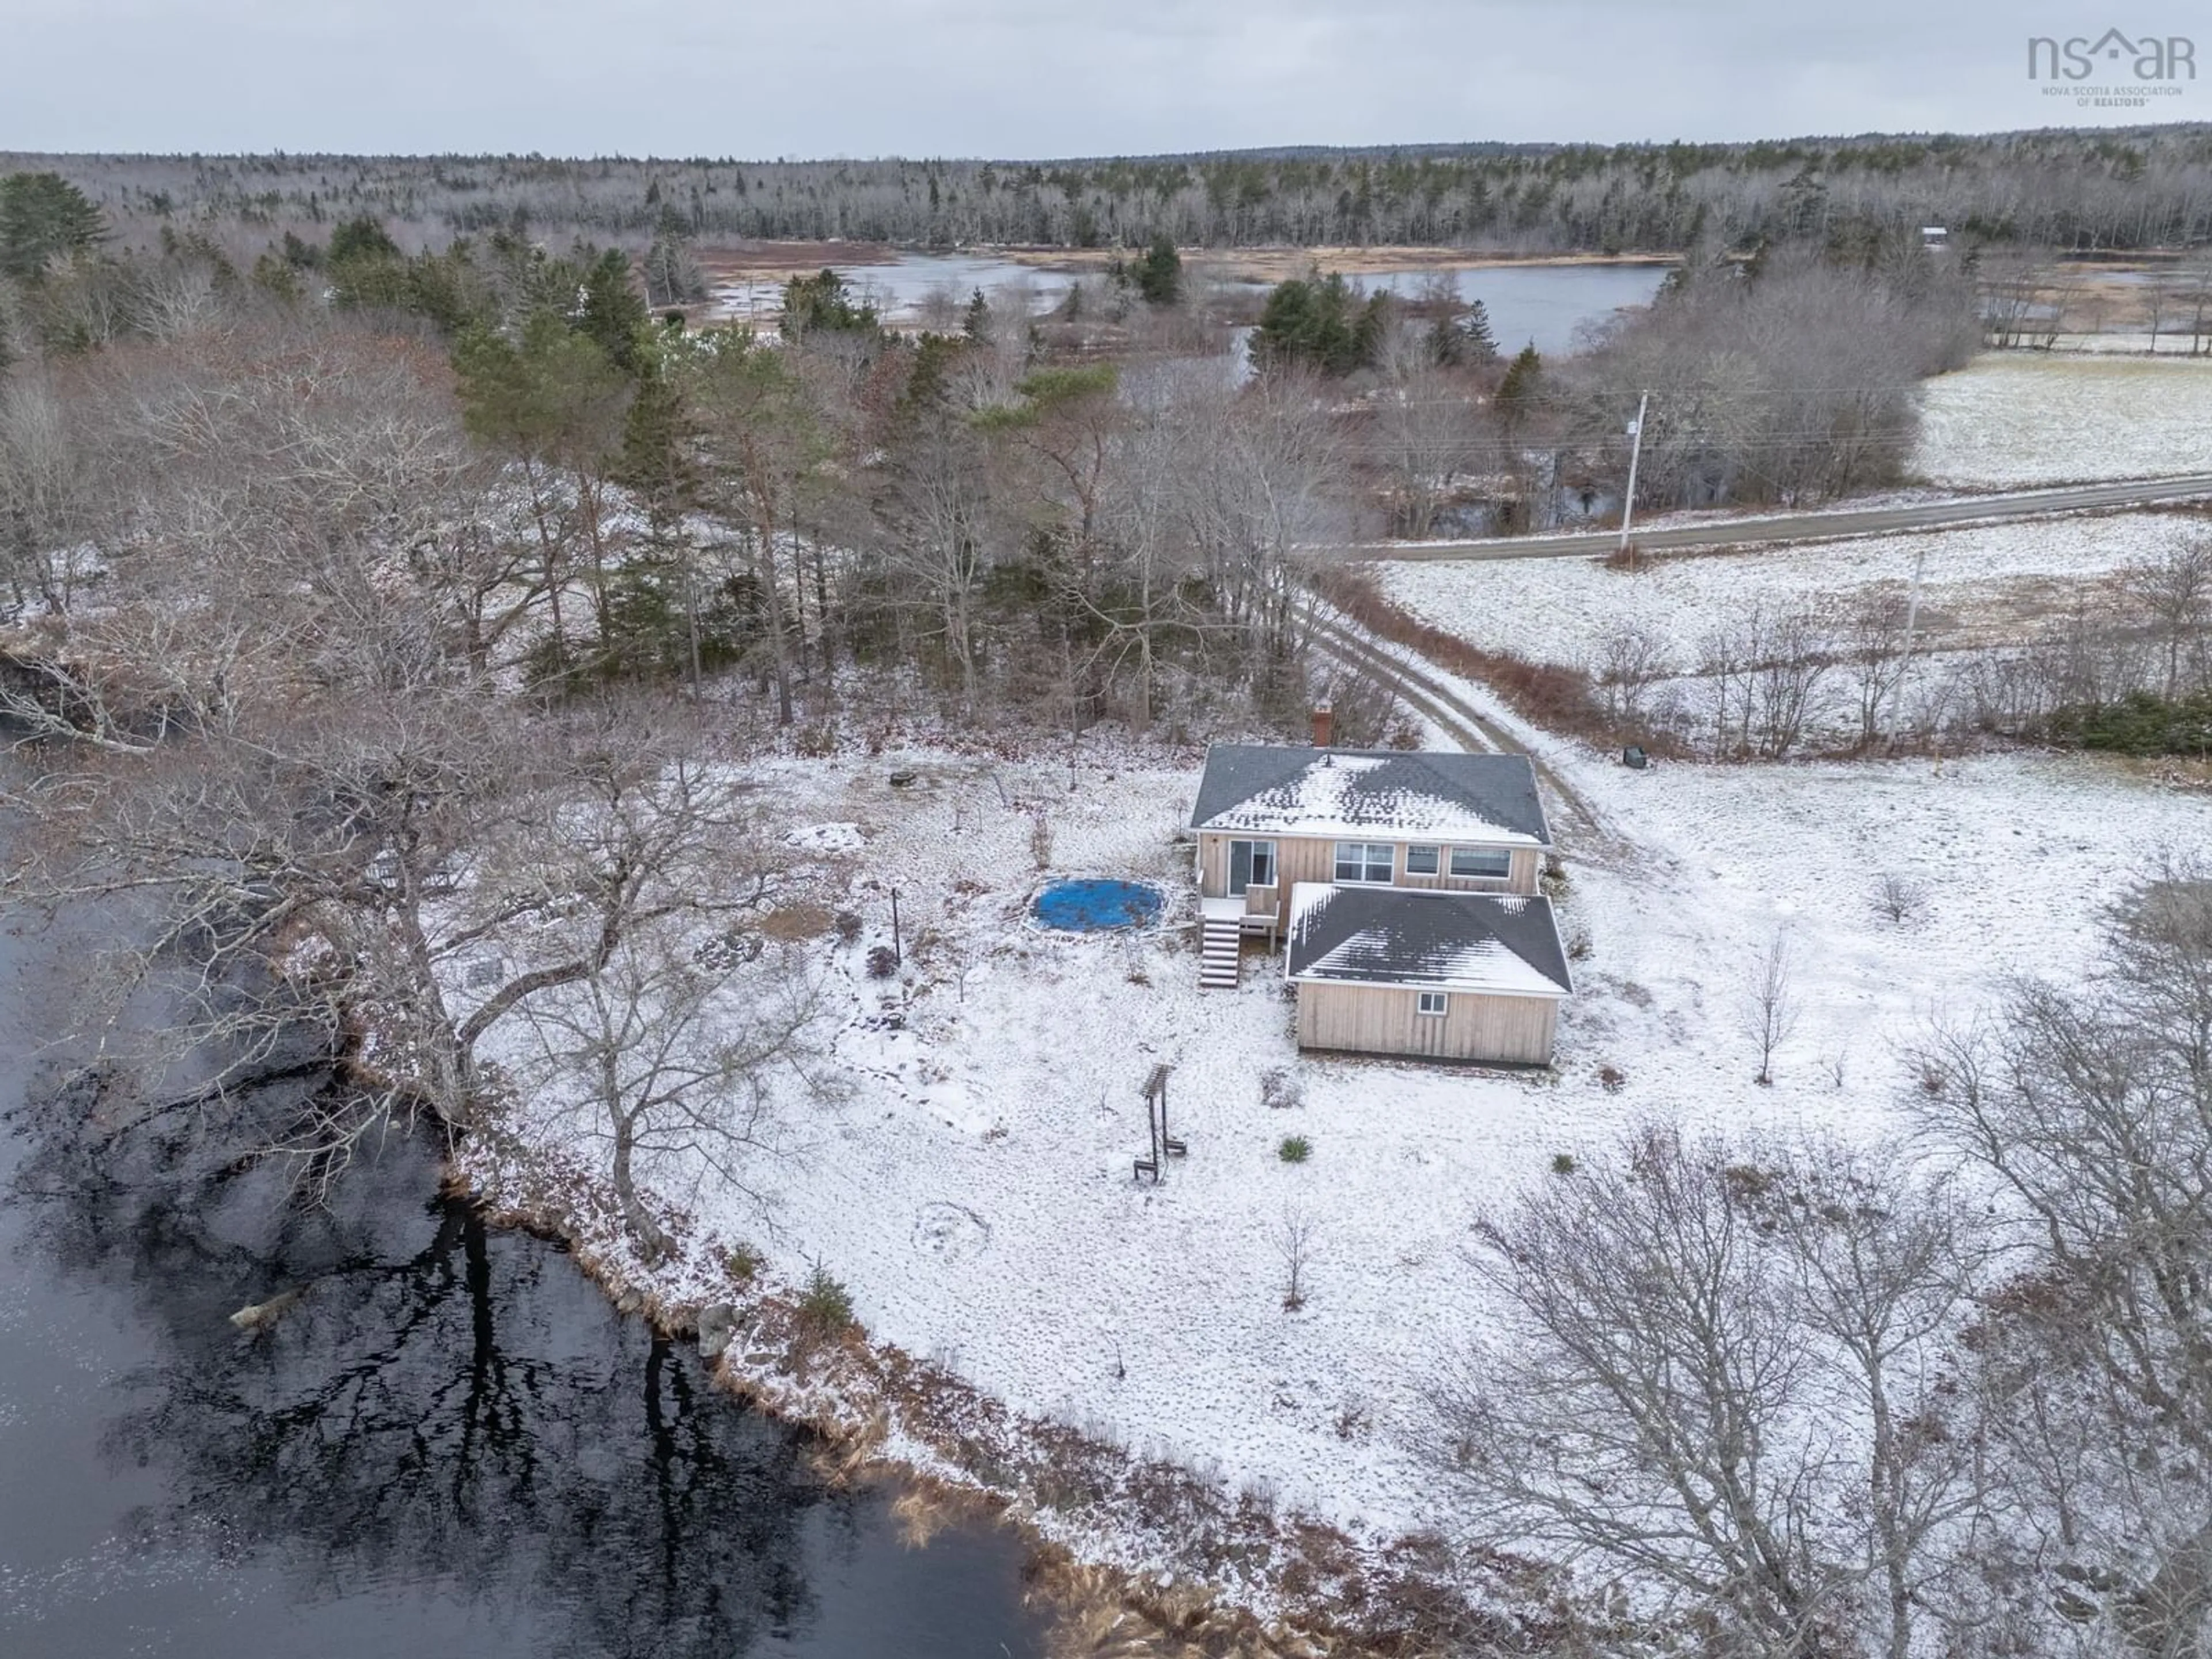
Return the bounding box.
[1188,717,1570,1062]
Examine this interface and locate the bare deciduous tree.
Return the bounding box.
[1912,859,2212,1653]
[1870,873,1927,926]
[2126,537,2212,702]
[1429,1126,1984,1659]
[1369,360,1489,541]
[510,930,828,1262]
[1592,623,1672,731]
[1746,928,1800,1085]
[1843,589,1914,752]
[1276,1208,1317,1312]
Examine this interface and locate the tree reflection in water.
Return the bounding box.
[10,1074,1039,1659]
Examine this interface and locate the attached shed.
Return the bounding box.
[1285,882,1572,1065]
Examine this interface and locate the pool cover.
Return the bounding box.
[1032,878,1166,932]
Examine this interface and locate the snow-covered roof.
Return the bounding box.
[1285,882,1573,998]
[1190,745,1551,846]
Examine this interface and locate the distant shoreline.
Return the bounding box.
[694,240,1677,289]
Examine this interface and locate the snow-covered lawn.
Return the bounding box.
[1378,509,2194,673]
[479,729,2209,1543]
[1914,353,2212,487]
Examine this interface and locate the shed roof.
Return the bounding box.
[1285,882,1573,998]
[1190,745,1551,846]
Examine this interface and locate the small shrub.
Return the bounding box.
[1567,927,1593,961]
[1596,1064,1626,1094]
[1724,1162,1779,1200]
[1872,873,1928,925]
[833,910,862,944]
[865,944,899,979]
[724,1243,764,1285]
[1260,1066,1305,1111]
[1028,809,1054,870]
[1551,1152,1578,1176]
[796,1263,856,1338]
[2054,690,2212,756]
[1278,1135,1312,1164]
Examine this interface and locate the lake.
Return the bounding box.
[0,852,1046,1658]
[1351,262,1670,355]
[710,250,1668,357]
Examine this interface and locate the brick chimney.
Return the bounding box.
[1311,701,1334,748]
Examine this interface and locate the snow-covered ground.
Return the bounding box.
[474,724,2207,1543]
[1914,353,2212,487]
[1378,509,2193,673]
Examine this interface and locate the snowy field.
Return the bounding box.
[476,726,2207,1541]
[1377,507,2195,673]
[1913,353,2212,487]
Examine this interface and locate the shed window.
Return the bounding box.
[1404,844,1441,876]
[1228,839,1277,895]
[1416,991,1448,1016]
[1449,847,1513,880]
[1333,842,1394,884]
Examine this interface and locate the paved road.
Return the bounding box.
[1336,472,2212,562]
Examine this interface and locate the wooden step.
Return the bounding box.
[1199,919,1242,988]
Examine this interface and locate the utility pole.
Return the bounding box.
[1618,389,1650,563]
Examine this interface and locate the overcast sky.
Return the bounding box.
[5,0,2200,156]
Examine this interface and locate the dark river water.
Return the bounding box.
[0,892,1046,1656]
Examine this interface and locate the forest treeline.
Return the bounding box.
[10,125,2212,256]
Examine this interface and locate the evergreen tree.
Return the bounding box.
[608,348,706,682]
[249,251,304,304]
[641,210,705,308]
[778,269,881,342]
[326,214,401,265]
[1132,233,1181,306]
[579,247,651,373]
[1251,271,1388,376]
[0,172,107,283]
[899,332,971,418]
[1460,298,1499,362]
[1496,343,1543,430]
[962,287,991,343]
[324,215,411,312]
[616,353,698,543]
[1428,297,1498,368]
[454,310,629,463]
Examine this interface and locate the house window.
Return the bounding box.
[1417,991,1448,1016]
[1333,841,1394,884]
[1449,847,1513,880]
[1405,844,1441,876]
[1228,839,1277,895]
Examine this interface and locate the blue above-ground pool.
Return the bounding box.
[1032,878,1166,933]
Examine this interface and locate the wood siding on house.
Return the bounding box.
[1198,833,1537,924]
[1294,982,1560,1065]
